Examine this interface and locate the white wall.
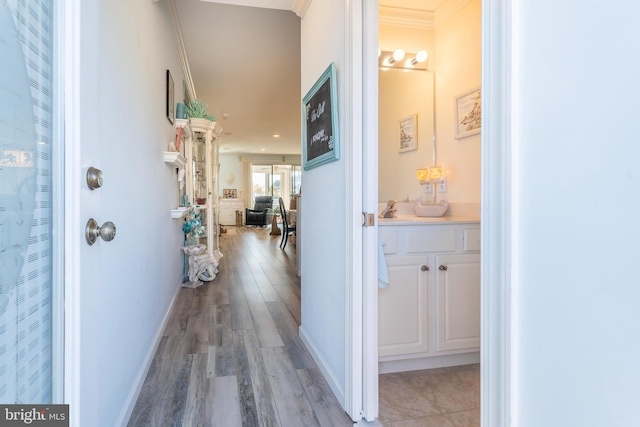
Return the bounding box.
[78,0,186,425]
[219,154,243,198]
[434,0,481,209]
[512,1,640,425]
[299,0,347,405]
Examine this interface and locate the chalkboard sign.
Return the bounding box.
[302,63,339,170]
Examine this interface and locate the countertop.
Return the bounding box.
[378,215,480,226]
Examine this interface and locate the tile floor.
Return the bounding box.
[378,364,480,427]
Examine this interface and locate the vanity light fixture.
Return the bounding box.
[379,49,429,71]
[406,50,429,68]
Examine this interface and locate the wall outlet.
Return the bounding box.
[423,181,432,193]
[437,177,447,193]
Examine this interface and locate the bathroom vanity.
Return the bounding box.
[378,213,480,373]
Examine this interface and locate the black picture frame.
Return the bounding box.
[166,70,174,125]
[302,63,339,170]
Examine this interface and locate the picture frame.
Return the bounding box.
[166,70,174,125]
[398,114,418,153]
[455,87,481,139]
[223,189,237,199]
[302,63,339,170]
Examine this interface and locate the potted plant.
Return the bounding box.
[185,99,216,122]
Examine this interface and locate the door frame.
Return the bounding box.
[63,0,82,421]
[480,0,515,425]
[361,0,379,421]
[344,0,364,419]
[352,0,515,425]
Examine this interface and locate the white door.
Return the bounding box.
[0,0,63,403]
[361,0,379,420]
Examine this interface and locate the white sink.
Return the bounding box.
[414,200,449,217]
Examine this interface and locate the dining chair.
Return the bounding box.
[278,197,296,249]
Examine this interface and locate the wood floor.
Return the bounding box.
[127,226,353,427]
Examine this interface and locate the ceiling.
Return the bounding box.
[175,0,446,156]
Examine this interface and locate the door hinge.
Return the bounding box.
[362,213,376,227]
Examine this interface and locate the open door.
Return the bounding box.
[361,0,380,421]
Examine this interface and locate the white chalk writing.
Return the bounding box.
[310,101,326,122]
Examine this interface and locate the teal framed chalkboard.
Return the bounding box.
[302,63,339,170]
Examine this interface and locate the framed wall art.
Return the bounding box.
[302,63,339,170]
[166,70,174,125]
[398,114,418,153]
[223,189,237,199]
[455,87,481,139]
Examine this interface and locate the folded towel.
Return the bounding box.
[378,237,390,289]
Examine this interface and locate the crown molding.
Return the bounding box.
[434,0,472,27]
[167,0,197,100]
[379,6,434,29]
[292,0,311,18]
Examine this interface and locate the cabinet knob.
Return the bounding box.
[421,265,429,271]
[439,265,448,271]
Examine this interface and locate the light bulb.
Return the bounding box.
[416,50,429,63]
[383,56,395,66]
[393,49,405,61]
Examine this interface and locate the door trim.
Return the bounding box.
[344,0,364,419]
[63,0,82,421]
[361,0,379,421]
[481,0,515,425]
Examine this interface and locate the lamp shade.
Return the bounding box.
[416,168,429,182]
[429,166,443,179]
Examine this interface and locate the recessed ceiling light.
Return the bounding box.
[273,134,280,138]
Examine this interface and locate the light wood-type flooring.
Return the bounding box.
[128,226,480,427]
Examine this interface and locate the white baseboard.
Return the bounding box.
[115,283,183,426]
[379,351,480,374]
[299,325,345,407]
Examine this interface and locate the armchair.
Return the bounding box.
[245,196,272,227]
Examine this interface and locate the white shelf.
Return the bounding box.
[171,207,190,219]
[164,151,186,169]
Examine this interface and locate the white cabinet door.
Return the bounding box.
[379,255,430,357]
[436,254,481,351]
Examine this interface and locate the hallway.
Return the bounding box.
[127,227,352,426]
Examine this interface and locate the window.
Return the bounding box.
[251,164,301,209]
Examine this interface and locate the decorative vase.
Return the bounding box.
[270,214,281,235]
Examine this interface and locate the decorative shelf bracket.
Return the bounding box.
[164,151,186,169]
[171,206,190,219]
